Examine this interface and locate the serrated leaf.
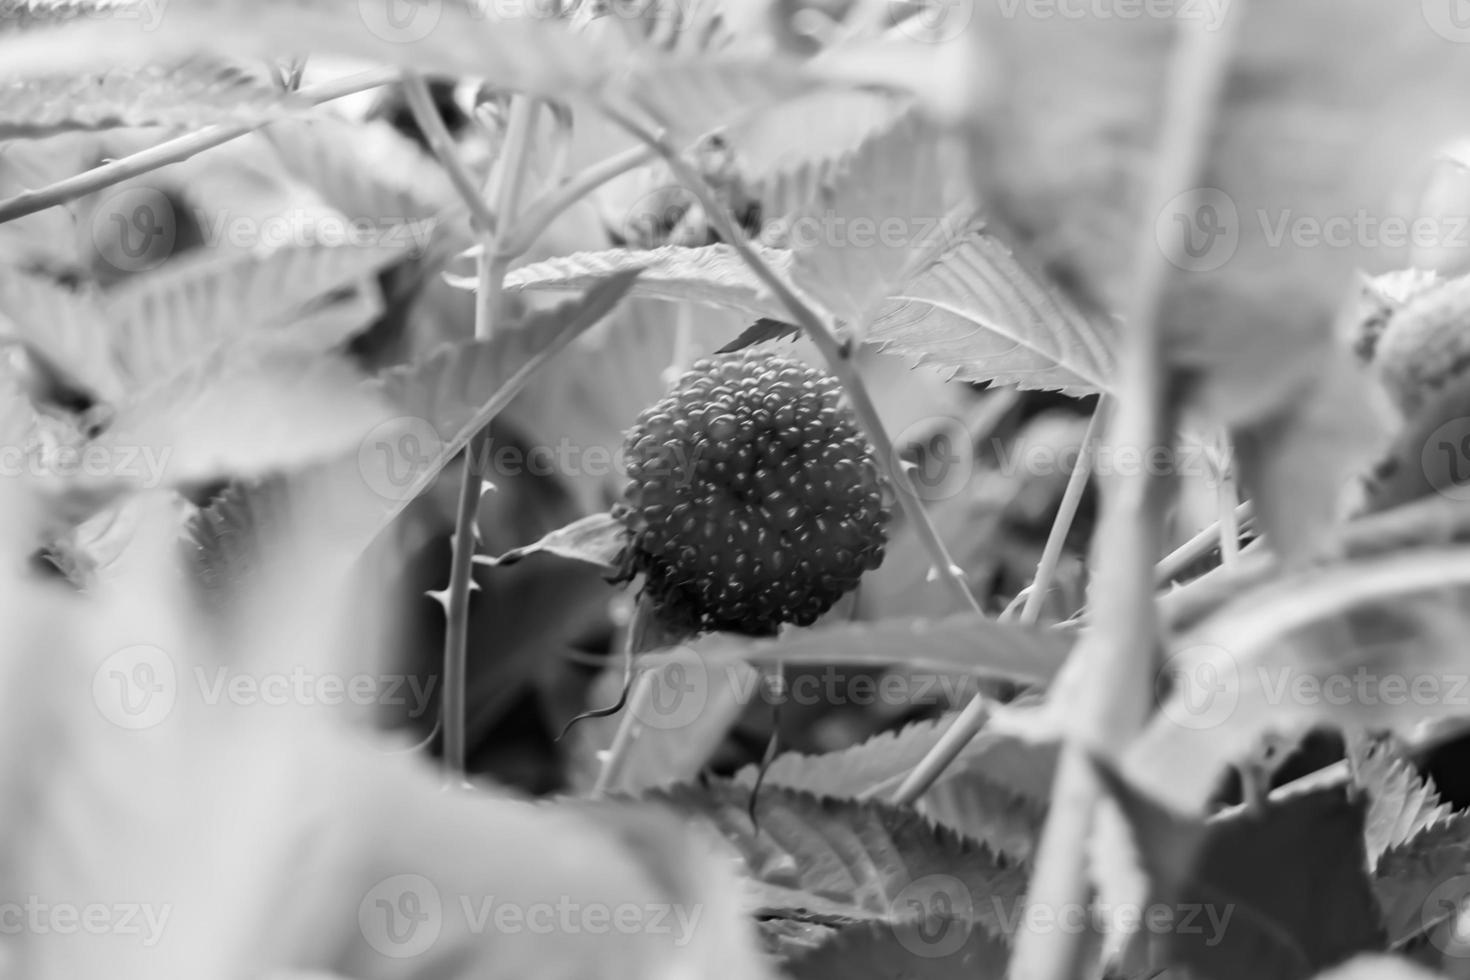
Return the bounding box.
[1373,810,1470,947]
[734,713,1056,807]
[101,348,388,486]
[0,0,817,137]
[644,612,1074,689]
[485,511,628,572]
[917,773,1047,865]
[500,244,781,317]
[261,116,471,266]
[104,240,421,387]
[0,266,122,401]
[716,317,800,353]
[1353,741,1454,871]
[645,779,1028,941]
[724,88,915,221]
[505,234,1116,394]
[790,113,947,328]
[0,0,140,32]
[0,60,300,138]
[865,224,1119,394]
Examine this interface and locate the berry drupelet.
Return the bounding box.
[616,349,891,636]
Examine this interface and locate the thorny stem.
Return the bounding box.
[1011,11,1243,980]
[601,106,983,617]
[0,66,401,225]
[892,399,1109,807]
[408,81,541,781]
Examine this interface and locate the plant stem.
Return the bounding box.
[1213,432,1241,564]
[402,72,498,237]
[893,399,1108,807]
[0,66,400,225]
[1010,11,1242,979]
[601,106,981,616]
[408,85,540,780]
[1154,500,1254,585]
[591,595,664,797]
[500,143,658,257]
[1017,400,1108,626]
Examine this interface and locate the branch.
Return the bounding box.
[0,66,400,224]
[407,81,541,781]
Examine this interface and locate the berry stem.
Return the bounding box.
[591,594,666,797]
[407,80,541,781]
[599,106,982,617]
[0,66,402,225]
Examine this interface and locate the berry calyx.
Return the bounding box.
[616,349,891,636]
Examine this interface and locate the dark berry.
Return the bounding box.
[616,349,891,635]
